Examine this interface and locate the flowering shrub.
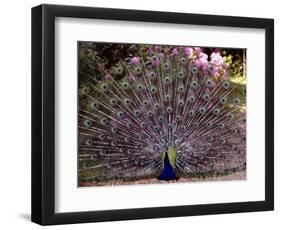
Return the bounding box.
[78,42,245,88]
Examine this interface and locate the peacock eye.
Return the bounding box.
[138,134,145,140]
[180,57,187,64]
[193,134,198,139]
[111,140,117,147]
[206,79,212,86]
[124,98,130,105]
[220,97,227,104]
[213,108,220,115]
[150,72,155,78]
[230,128,238,134]
[134,109,141,117]
[137,84,144,91]
[178,85,185,93]
[207,122,213,128]
[124,137,131,143]
[86,139,93,146]
[189,95,196,103]
[189,110,195,117]
[135,67,141,74]
[122,81,129,89]
[158,116,164,122]
[117,111,124,118]
[193,122,199,128]
[100,149,106,156]
[116,67,121,73]
[222,81,230,89]
[178,99,184,107]
[147,111,154,117]
[154,102,160,110]
[191,80,198,89]
[165,94,171,101]
[177,71,185,79]
[176,115,181,121]
[81,87,90,95]
[91,101,99,110]
[110,98,118,106]
[100,118,108,125]
[84,163,90,168]
[111,127,118,133]
[166,106,173,114]
[191,66,198,74]
[141,122,147,128]
[101,83,109,91]
[199,107,206,114]
[203,94,210,101]
[84,120,92,127]
[126,122,133,129]
[154,125,160,132]
[150,86,157,94]
[91,154,97,160]
[168,123,172,129]
[233,98,241,105]
[98,133,105,140]
[220,138,226,144]
[228,113,234,120]
[164,77,171,85]
[143,100,149,106]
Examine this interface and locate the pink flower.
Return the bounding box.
[194,59,201,68]
[97,63,105,72]
[130,56,140,65]
[210,52,224,66]
[193,52,209,72]
[148,47,154,55]
[154,46,161,52]
[128,74,135,81]
[210,66,220,78]
[184,47,193,56]
[104,73,112,80]
[199,52,208,60]
[172,48,179,55]
[223,69,228,80]
[209,51,228,79]
[152,58,161,67]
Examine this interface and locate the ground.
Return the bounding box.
[79,170,246,187]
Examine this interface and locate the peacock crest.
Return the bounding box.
[78,43,246,186]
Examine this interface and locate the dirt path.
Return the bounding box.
[79,171,246,187]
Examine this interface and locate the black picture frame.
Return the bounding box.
[31,4,274,225]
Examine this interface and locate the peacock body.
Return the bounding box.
[78,44,246,186]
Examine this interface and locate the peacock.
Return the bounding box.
[78,43,246,186]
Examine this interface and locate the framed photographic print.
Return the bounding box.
[31,4,274,225]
